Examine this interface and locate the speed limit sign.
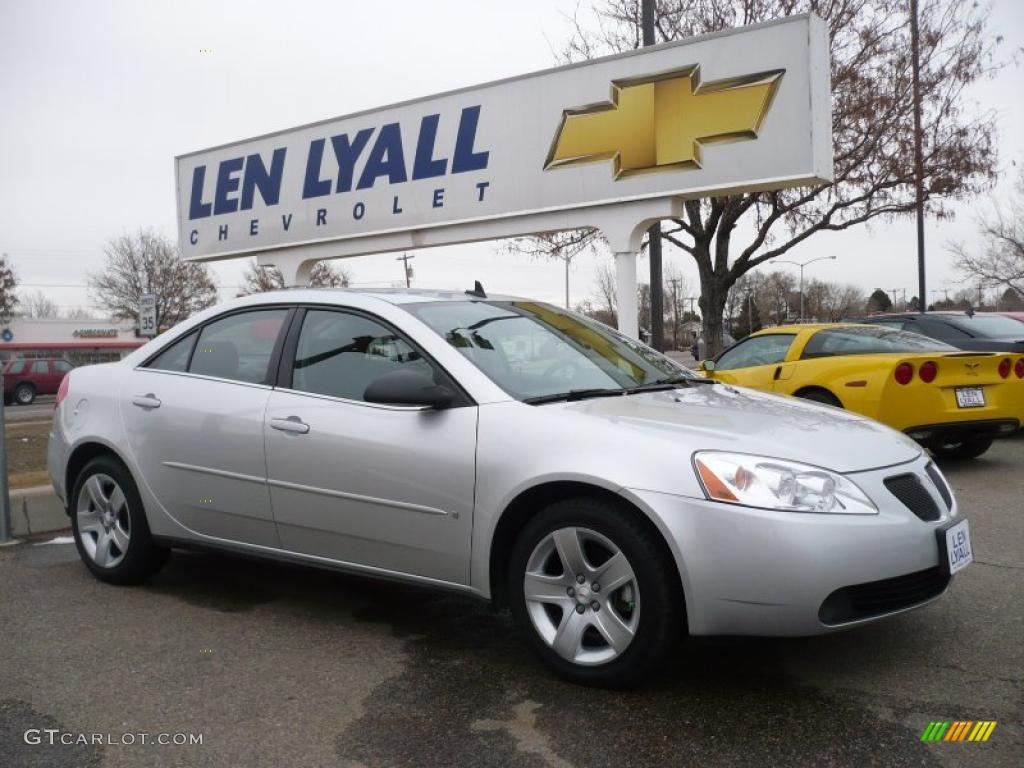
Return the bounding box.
[139,293,158,338]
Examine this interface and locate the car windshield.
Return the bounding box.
[405,300,696,400]
[948,314,1024,338]
[802,326,956,358]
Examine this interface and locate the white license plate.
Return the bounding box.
[955,387,985,408]
[944,520,973,575]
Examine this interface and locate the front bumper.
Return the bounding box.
[630,453,960,637]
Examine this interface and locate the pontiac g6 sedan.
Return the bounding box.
[48,288,973,686]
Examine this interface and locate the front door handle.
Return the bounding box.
[270,416,310,435]
[131,393,162,409]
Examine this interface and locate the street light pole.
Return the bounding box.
[910,0,927,313]
[642,0,665,351]
[775,255,837,321]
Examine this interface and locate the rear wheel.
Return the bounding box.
[929,434,993,461]
[794,388,842,408]
[71,456,169,584]
[14,383,35,405]
[509,496,682,687]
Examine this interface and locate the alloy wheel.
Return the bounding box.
[523,526,640,665]
[76,473,131,568]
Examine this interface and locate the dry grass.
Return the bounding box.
[5,420,50,489]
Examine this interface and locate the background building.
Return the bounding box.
[0,317,144,365]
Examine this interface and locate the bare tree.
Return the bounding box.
[64,306,102,320]
[950,169,1024,296]
[238,259,352,296]
[19,290,60,318]
[89,229,218,328]
[522,0,999,355]
[592,261,619,318]
[0,253,18,324]
[803,278,865,321]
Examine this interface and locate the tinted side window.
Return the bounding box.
[54,360,73,373]
[716,334,796,371]
[291,310,434,401]
[924,320,970,340]
[189,309,288,384]
[7,361,26,375]
[31,361,49,374]
[146,331,198,373]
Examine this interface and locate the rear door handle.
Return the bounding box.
[270,416,310,435]
[131,393,162,409]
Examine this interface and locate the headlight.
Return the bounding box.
[693,451,877,514]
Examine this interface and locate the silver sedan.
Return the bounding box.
[47,288,972,686]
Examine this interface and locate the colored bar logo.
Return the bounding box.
[921,721,997,742]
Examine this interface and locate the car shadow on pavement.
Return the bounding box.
[139,550,961,768]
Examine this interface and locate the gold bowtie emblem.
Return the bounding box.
[545,67,784,178]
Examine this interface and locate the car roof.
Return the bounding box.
[754,323,847,334]
[228,286,527,306]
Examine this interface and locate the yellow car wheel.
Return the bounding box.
[794,387,842,408]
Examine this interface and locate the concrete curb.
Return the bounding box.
[9,485,69,537]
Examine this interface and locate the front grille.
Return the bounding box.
[884,473,940,521]
[925,463,953,510]
[819,567,951,625]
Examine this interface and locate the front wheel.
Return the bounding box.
[71,455,169,584]
[929,434,993,460]
[509,497,683,687]
[14,383,35,405]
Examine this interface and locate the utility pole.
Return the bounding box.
[910,0,927,312]
[642,0,665,351]
[563,255,570,309]
[396,253,415,288]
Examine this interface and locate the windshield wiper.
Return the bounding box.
[625,376,715,394]
[523,388,625,405]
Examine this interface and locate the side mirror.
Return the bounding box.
[701,359,716,372]
[364,369,455,409]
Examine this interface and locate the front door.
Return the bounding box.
[708,333,798,392]
[121,307,290,547]
[264,307,477,585]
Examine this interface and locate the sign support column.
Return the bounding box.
[615,252,639,339]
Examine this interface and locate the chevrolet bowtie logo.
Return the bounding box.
[545,67,784,178]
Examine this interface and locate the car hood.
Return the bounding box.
[556,383,921,474]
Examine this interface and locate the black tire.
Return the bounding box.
[70,455,169,584]
[14,383,35,405]
[929,434,993,461]
[508,496,683,687]
[794,388,842,408]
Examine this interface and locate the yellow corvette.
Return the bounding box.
[701,323,1023,459]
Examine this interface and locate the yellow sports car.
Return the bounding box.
[701,323,1023,459]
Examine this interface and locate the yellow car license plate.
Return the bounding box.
[955,387,985,408]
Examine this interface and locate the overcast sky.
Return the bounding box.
[1,0,1022,316]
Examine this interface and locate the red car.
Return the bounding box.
[2,358,74,405]
[1000,311,1024,324]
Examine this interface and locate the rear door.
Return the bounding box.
[121,307,291,547]
[264,306,478,585]
[31,359,55,393]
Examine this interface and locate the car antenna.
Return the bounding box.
[465,280,487,298]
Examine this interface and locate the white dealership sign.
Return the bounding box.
[175,14,831,268]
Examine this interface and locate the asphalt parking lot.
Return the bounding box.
[1,437,1021,768]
